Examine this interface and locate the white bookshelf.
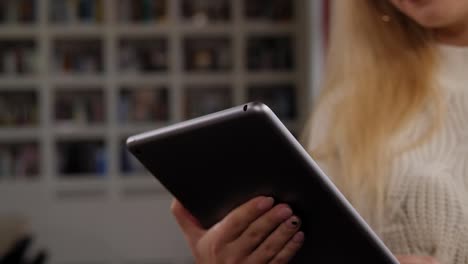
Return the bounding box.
[0,0,315,263]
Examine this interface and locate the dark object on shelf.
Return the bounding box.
[0,91,38,127]
[185,86,232,118]
[247,36,294,71]
[0,235,47,264]
[181,0,231,23]
[184,37,231,72]
[248,84,297,120]
[118,0,167,23]
[57,140,107,176]
[119,87,169,123]
[245,0,293,22]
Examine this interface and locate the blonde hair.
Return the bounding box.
[303,0,442,229]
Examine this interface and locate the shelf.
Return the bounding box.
[51,75,105,86]
[0,179,42,186]
[0,76,39,87]
[117,25,170,36]
[49,25,105,37]
[54,177,109,199]
[0,181,44,199]
[0,0,309,262]
[0,128,39,141]
[56,176,108,185]
[119,123,168,136]
[245,23,296,34]
[183,73,234,84]
[179,23,233,35]
[0,25,39,38]
[119,175,153,183]
[246,72,295,83]
[53,125,107,139]
[116,74,170,85]
[118,176,167,198]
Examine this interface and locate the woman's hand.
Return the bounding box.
[171,196,304,264]
[396,255,440,264]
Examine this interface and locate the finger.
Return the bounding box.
[214,196,275,244]
[269,232,305,264]
[170,199,205,244]
[247,215,301,263]
[233,204,293,253]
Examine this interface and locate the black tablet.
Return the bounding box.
[126,102,398,264]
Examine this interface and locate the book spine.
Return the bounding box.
[66,0,78,24]
[96,0,103,23]
[118,0,130,22]
[6,1,18,23]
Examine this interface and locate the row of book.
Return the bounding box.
[0,91,38,126]
[0,0,294,26]
[120,85,295,120]
[245,0,293,22]
[184,38,232,71]
[53,40,103,73]
[0,0,36,24]
[248,37,294,71]
[248,84,296,119]
[184,86,233,118]
[119,39,168,73]
[0,37,292,74]
[0,143,39,179]
[181,0,231,22]
[50,0,104,24]
[118,0,167,23]
[119,87,169,123]
[0,140,143,178]
[54,90,105,126]
[0,85,296,128]
[0,41,37,75]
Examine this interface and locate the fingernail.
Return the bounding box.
[257,197,274,211]
[292,231,304,243]
[277,206,293,220]
[287,216,301,228]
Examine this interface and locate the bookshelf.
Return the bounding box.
[0,0,314,263]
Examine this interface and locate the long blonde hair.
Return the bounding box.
[303,0,442,229]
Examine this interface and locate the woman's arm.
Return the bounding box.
[396,255,440,264]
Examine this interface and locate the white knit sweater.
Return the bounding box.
[307,45,468,264]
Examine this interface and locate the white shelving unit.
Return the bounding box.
[0,0,315,263]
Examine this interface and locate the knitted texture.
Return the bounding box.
[306,45,468,264]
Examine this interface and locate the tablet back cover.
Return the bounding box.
[127,102,398,264]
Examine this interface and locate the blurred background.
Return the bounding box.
[0,0,328,263]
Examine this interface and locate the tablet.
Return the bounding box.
[126,102,398,264]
